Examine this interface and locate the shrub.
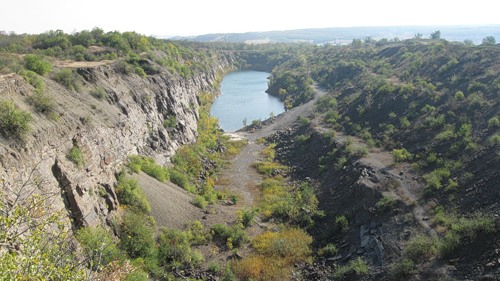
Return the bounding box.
[157,227,196,268]
[487,117,499,128]
[24,54,52,75]
[335,215,349,233]
[119,210,157,260]
[21,70,45,93]
[236,208,258,227]
[318,243,338,257]
[404,235,437,263]
[438,213,495,258]
[125,270,148,281]
[333,257,369,279]
[390,258,415,279]
[0,99,32,139]
[76,226,122,271]
[53,68,79,91]
[297,116,311,127]
[67,144,85,168]
[392,148,412,162]
[163,115,177,129]
[207,261,221,274]
[211,223,247,249]
[488,134,500,145]
[192,195,208,209]
[252,161,287,176]
[375,195,396,212]
[134,66,146,77]
[116,174,150,213]
[423,168,451,190]
[127,155,169,182]
[27,92,55,114]
[90,87,107,100]
[252,228,312,262]
[169,168,193,191]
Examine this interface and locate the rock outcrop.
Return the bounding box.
[0,57,233,229]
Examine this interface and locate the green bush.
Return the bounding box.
[252,161,287,176]
[24,54,52,75]
[67,144,85,168]
[404,235,437,263]
[76,226,122,271]
[237,208,258,227]
[125,270,149,281]
[392,148,412,162]
[252,228,312,262]
[119,210,157,260]
[53,68,79,91]
[335,215,349,233]
[318,243,338,257]
[128,155,169,182]
[211,223,248,249]
[116,174,150,213]
[157,227,194,268]
[21,70,45,93]
[488,134,500,145]
[27,92,55,114]
[134,66,146,77]
[163,115,177,129]
[192,195,208,209]
[438,214,495,258]
[487,116,499,128]
[390,258,415,279]
[423,168,451,190]
[375,195,396,212]
[90,87,107,100]
[0,99,32,139]
[169,168,193,191]
[333,257,369,279]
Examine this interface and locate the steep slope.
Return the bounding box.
[0,55,232,231]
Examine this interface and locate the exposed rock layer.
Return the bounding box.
[0,58,233,229]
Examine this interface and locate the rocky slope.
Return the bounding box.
[0,57,233,230]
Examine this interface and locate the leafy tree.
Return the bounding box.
[463,39,474,46]
[0,172,87,280]
[430,30,441,40]
[76,226,122,271]
[482,36,496,45]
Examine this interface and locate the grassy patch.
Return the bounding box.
[127,155,169,183]
[67,144,85,168]
[333,257,369,279]
[233,228,312,280]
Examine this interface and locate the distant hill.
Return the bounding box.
[173,25,500,45]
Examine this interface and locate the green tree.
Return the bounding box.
[482,36,496,45]
[76,226,122,271]
[0,173,87,280]
[430,30,441,40]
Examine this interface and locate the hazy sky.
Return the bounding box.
[2,0,499,36]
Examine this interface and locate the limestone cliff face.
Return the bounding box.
[0,57,233,229]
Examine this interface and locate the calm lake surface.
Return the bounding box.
[211,70,284,132]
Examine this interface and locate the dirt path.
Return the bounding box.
[53,60,114,68]
[216,84,329,205]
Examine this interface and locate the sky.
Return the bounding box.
[1,0,499,36]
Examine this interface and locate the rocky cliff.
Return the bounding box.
[0,57,233,230]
